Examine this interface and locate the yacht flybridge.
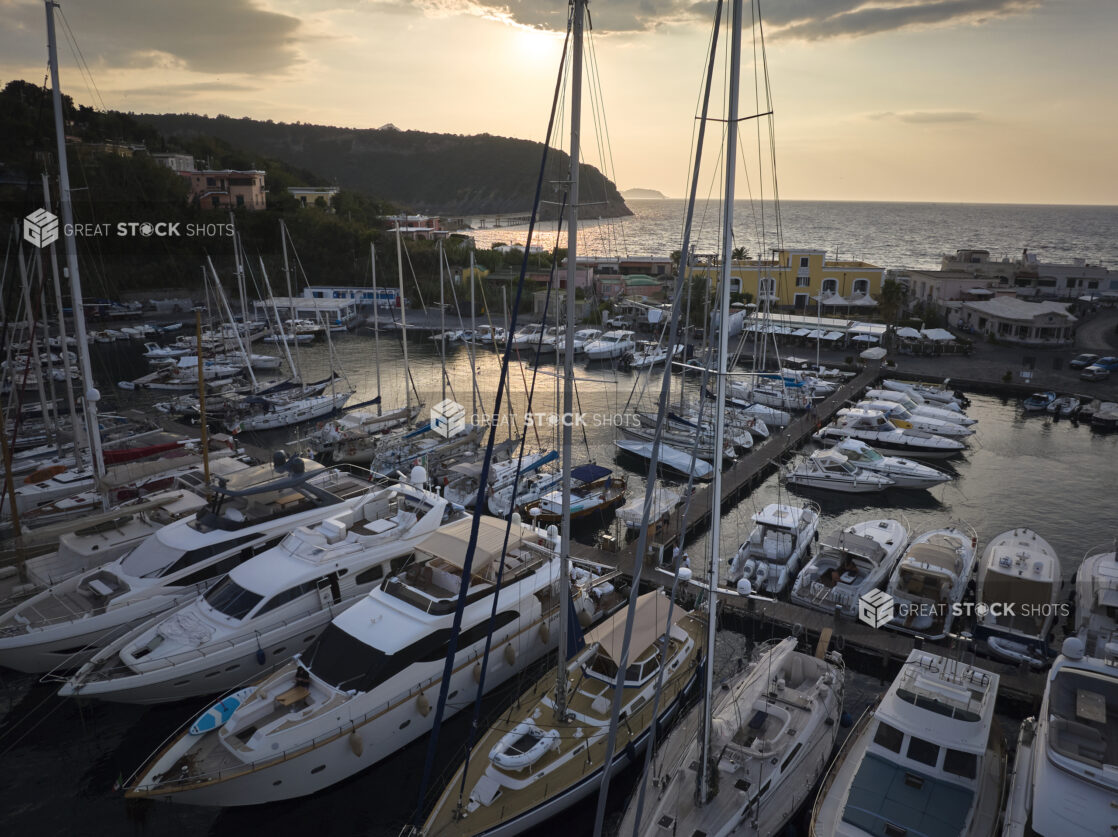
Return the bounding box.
[811,650,1006,837]
[126,514,619,805]
[0,456,370,673]
[60,478,455,704]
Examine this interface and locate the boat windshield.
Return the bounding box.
[204,576,264,620]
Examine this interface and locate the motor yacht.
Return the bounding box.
[782,449,895,494]
[583,330,636,361]
[829,439,952,489]
[881,524,978,640]
[1003,637,1117,836]
[619,636,844,837]
[976,528,1061,667]
[0,456,371,673]
[727,501,821,595]
[126,514,620,806]
[811,650,1005,837]
[60,479,456,703]
[814,408,965,458]
[1073,541,1118,658]
[881,378,969,409]
[863,389,977,426]
[854,400,975,438]
[1022,391,1057,412]
[790,518,909,618]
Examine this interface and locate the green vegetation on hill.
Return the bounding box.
[137,113,632,219]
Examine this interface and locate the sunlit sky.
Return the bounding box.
[3,0,1116,205]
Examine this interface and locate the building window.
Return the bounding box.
[853,279,870,296]
[799,256,809,268]
[796,276,810,287]
[821,278,838,295]
[236,194,245,207]
[211,196,221,208]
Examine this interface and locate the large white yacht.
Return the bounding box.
[814,408,966,458]
[854,400,975,439]
[59,479,455,704]
[727,501,821,594]
[1003,638,1118,836]
[829,438,953,490]
[782,449,895,494]
[583,329,636,361]
[790,519,909,618]
[126,514,618,806]
[976,528,1062,667]
[1074,541,1118,658]
[880,524,978,640]
[863,388,977,426]
[618,636,844,837]
[0,456,370,673]
[811,650,1006,837]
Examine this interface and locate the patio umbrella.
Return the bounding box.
[860,346,888,360]
[851,334,879,343]
[896,326,922,339]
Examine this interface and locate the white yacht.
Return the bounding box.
[1003,637,1117,836]
[829,439,952,490]
[882,378,969,410]
[624,341,683,369]
[59,479,455,704]
[814,408,966,458]
[583,329,636,361]
[881,524,978,640]
[126,514,616,806]
[977,528,1061,667]
[551,327,600,357]
[855,400,975,438]
[443,451,558,510]
[507,323,544,349]
[730,377,813,412]
[782,449,895,494]
[863,388,977,426]
[811,650,1006,837]
[790,518,909,618]
[1073,540,1118,658]
[728,501,821,595]
[619,637,844,837]
[0,457,371,673]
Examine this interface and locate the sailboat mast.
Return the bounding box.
[439,241,446,403]
[45,0,104,483]
[280,221,303,384]
[370,242,382,416]
[232,211,248,324]
[469,248,477,423]
[555,0,584,722]
[395,223,411,420]
[698,0,742,807]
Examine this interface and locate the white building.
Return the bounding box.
[940,248,1116,300]
[952,297,1077,346]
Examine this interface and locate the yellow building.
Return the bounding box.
[693,248,885,312]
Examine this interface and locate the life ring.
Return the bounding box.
[488,722,560,771]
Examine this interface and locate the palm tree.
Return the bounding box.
[731,246,749,261]
[879,277,906,323]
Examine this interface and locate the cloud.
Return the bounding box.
[871,110,983,123]
[0,0,302,75]
[420,0,1040,39]
[112,81,261,97]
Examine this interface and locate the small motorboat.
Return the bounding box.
[1022,391,1057,412]
[881,524,979,640]
[830,438,952,490]
[1046,395,1081,417]
[727,501,821,594]
[782,449,894,494]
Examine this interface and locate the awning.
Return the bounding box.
[571,463,612,484]
[791,328,812,337]
[860,346,888,360]
[896,327,922,339]
[415,516,523,572]
[819,294,849,306]
[584,590,684,662]
[852,334,879,343]
[823,331,844,341]
[848,295,878,307]
[921,328,956,342]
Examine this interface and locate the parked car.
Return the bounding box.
[1069,353,1101,369]
[1094,356,1118,370]
[1081,364,1112,381]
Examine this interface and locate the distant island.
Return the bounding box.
[622,188,668,199]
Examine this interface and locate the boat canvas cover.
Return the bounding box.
[821,530,886,562]
[754,503,807,529]
[414,516,523,572]
[710,637,797,753]
[843,752,973,837]
[585,591,683,663]
[571,464,612,485]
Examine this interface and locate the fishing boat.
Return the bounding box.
[727,501,821,595]
[828,438,952,490]
[781,449,895,494]
[125,514,619,805]
[60,476,456,703]
[619,636,844,837]
[975,528,1061,667]
[1072,539,1118,658]
[810,650,1006,837]
[814,408,966,458]
[1002,637,1117,837]
[880,524,978,640]
[0,456,371,673]
[790,518,909,618]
